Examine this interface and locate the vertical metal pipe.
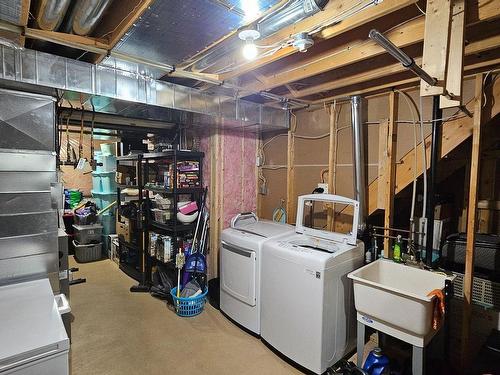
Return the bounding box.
[351,95,367,233]
[425,95,442,267]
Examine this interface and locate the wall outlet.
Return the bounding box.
[256,156,263,167]
[259,184,268,195]
[317,183,328,194]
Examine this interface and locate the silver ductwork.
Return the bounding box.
[257,0,328,38]
[62,0,113,36]
[0,44,289,132]
[351,95,366,233]
[34,0,72,31]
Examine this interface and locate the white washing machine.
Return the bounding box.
[261,194,365,374]
[220,213,294,335]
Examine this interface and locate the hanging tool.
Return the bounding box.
[272,198,287,223]
[65,102,73,164]
[78,94,85,163]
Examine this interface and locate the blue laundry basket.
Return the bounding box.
[170,287,208,317]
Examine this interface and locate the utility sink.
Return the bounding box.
[348,259,452,341]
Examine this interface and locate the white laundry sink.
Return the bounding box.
[348,259,450,339]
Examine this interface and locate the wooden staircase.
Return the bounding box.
[367,78,500,216]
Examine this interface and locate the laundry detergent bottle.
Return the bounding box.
[363,347,390,375]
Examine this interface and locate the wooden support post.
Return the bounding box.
[420,0,453,97]
[383,92,399,258]
[440,0,466,108]
[460,73,485,370]
[327,103,337,230]
[256,136,262,218]
[209,128,223,279]
[377,119,389,209]
[286,116,296,224]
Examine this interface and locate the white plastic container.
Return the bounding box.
[348,259,449,337]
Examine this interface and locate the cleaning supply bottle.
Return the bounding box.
[393,235,402,263]
[363,347,390,375]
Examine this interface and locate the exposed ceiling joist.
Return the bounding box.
[24,27,110,51]
[220,0,416,80]
[19,0,30,46]
[294,33,500,99]
[92,0,156,64]
[242,0,500,94]
[311,57,500,104]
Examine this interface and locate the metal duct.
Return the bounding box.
[351,95,366,233]
[0,44,289,132]
[35,0,72,31]
[257,0,328,38]
[62,0,113,36]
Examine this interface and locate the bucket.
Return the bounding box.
[92,172,102,192]
[102,154,116,172]
[170,287,208,317]
[92,171,116,193]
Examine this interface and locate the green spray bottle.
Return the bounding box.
[393,235,402,263]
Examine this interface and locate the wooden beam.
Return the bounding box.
[377,119,389,209]
[297,32,500,99]
[420,0,453,96]
[286,117,296,224]
[93,0,155,64]
[241,0,499,95]
[461,73,485,370]
[243,17,426,93]
[24,28,110,50]
[440,0,466,108]
[209,128,223,279]
[383,92,398,258]
[327,103,337,230]
[19,0,30,47]
[311,55,500,104]
[220,0,416,80]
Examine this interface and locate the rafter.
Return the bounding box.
[24,28,110,50]
[294,32,500,99]
[240,0,500,94]
[19,0,30,47]
[220,0,416,80]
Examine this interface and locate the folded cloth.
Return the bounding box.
[427,289,445,330]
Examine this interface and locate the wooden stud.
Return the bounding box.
[420,0,453,97]
[461,73,485,370]
[19,0,30,47]
[377,119,389,209]
[256,136,262,218]
[24,28,110,50]
[327,103,337,230]
[383,92,399,258]
[286,116,296,224]
[209,128,223,279]
[440,0,466,108]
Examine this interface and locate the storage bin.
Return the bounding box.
[91,191,116,211]
[92,171,116,193]
[100,213,116,235]
[102,154,116,172]
[73,240,102,262]
[100,143,115,155]
[72,224,103,244]
[95,152,104,172]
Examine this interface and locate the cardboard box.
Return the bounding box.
[116,216,131,243]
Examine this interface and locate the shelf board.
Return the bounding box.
[118,239,140,251]
[117,184,139,189]
[149,220,195,232]
[145,186,202,194]
[116,154,141,161]
[142,150,204,160]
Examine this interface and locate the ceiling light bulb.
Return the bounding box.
[242,40,258,60]
[238,29,261,61]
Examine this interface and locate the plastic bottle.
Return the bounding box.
[393,235,402,263]
[363,347,390,375]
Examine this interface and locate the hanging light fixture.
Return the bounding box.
[239,29,261,60]
[292,32,314,52]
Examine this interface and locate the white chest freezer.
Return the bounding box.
[260,194,365,374]
[0,279,69,375]
[220,213,294,334]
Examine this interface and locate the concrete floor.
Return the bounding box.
[69,257,304,375]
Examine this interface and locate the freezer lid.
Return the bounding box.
[0,278,69,371]
[236,220,294,238]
